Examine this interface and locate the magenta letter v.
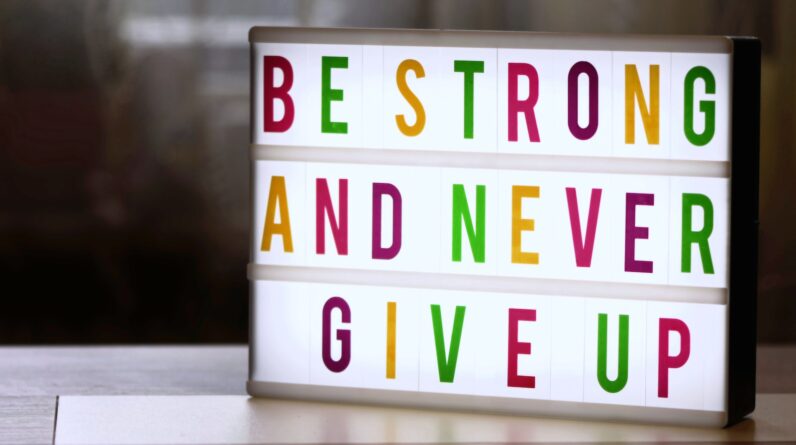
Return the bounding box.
[566,187,602,267]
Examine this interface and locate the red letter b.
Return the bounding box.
[264,55,295,133]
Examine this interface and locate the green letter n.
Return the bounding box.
[452,184,486,263]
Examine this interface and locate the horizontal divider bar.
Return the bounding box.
[251,145,730,178]
[248,264,727,305]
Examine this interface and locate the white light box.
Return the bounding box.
[248,27,760,427]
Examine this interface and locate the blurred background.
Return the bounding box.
[0,0,792,343]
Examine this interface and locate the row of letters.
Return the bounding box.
[254,161,729,288]
[253,43,730,161]
[251,280,726,411]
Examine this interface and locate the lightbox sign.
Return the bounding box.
[247,28,759,427]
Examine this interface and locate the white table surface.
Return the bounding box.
[55,394,796,444]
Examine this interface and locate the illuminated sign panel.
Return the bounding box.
[248,28,759,427]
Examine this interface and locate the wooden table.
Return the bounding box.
[0,346,246,444]
[1,345,794,444]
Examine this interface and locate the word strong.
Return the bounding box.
[248,28,759,428]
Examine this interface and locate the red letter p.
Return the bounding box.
[658,318,691,398]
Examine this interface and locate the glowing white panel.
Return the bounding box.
[382,46,445,151]
[251,280,310,384]
[303,163,362,269]
[307,282,420,391]
[249,28,756,428]
[417,291,486,396]
[497,49,560,155]
[303,162,441,273]
[253,43,309,146]
[252,164,734,288]
[668,176,730,288]
[606,174,670,285]
[670,53,731,161]
[362,45,385,149]
[487,292,553,401]
[252,161,307,266]
[552,51,613,157]
[549,296,586,402]
[435,47,498,152]
[438,168,500,276]
[495,170,561,280]
[250,281,729,411]
[644,301,726,410]
[582,298,647,407]
[611,52,672,159]
[304,44,364,148]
